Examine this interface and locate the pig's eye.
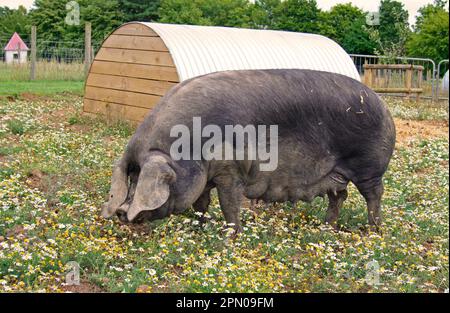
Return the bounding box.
[110,195,113,198]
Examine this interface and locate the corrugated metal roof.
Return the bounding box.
[4,32,29,51]
[140,22,360,82]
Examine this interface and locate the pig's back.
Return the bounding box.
[137,69,395,193]
[151,69,394,158]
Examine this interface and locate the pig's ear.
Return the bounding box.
[101,158,129,218]
[127,157,176,222]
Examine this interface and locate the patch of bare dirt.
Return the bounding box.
[61,281,104,293]
[136,285,151,293]
[36,107,75,126]
[20,93,49,102]
[6,225,27,239]
[42,108,74,124]
[6,135,21,144]
[103,136,115,144]
[65,123,92,133]
[126,223,152,235]
[5,95,18,102]
[394,118,449,147]
[26,169,47,191]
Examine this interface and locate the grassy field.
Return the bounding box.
[0,81,84,96]
[0,94,448,292]
[0,61,84,96]
[0,62,85,82]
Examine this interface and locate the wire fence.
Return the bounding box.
[349,54,449,101]
[0,35,101,81]
[0,37,102,62]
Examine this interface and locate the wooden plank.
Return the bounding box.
[95,47,175,67]
[114,23,158,37]
[372,87,423,93]
[86,73,177,96]
[405,68,412,91]
[85,86,162,109]
[90,61,179,82]
[364,64,424,70]
[416,69,423,102]
[90,60,179,81]
[102,35,169,52]
[364,68,372,87]
[417,69,423,88]
[84,99,150,122]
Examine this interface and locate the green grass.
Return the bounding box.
[0,80,84,96]
[383,96,449,121]
[6,119,26,135]
[0,61,85,81]
[0,95,448,293]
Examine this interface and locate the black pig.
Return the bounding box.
[101,69,396,232]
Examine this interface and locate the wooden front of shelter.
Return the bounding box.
[84,24,179,122]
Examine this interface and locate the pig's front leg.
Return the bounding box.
[192,183,214,225]
[214,174,244,234]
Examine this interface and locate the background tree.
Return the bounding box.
[81,0,124,43]
[319,4,375,54]
[248,0,282,29]
[200,0,254,28]
[157,0,210,25]
[368,0,410,58]
[30,0,123,44]
[413,0,447,29]
[273,0,322,33]
[0,6,32,42]
[339,18,377,55]
[407,0,449,63]
[158,0,254,27]
[1,0,447,63]
[29,0,67,42]
[118,0,160,22]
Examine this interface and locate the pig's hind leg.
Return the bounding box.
[354,177,384,231]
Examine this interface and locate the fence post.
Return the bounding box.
[84,22,92,76]
[30,26,37,80]
[405,65,412,100]
[417,67,423,102]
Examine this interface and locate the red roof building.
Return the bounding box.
[4,32,29,51]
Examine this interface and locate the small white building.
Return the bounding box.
[3,32,29,64]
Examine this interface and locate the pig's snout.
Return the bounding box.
[101,202,114,219]
[116,210,129,223]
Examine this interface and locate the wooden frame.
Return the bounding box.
[363,64,424,101]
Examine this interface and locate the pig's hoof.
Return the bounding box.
[231,227,243,240]
[324,220,339,232]
[197,216,208,226]
[368,224,383,235]
[223,224,243,240]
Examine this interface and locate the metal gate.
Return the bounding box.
[349,54,440,101]
[436,59,449,100]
